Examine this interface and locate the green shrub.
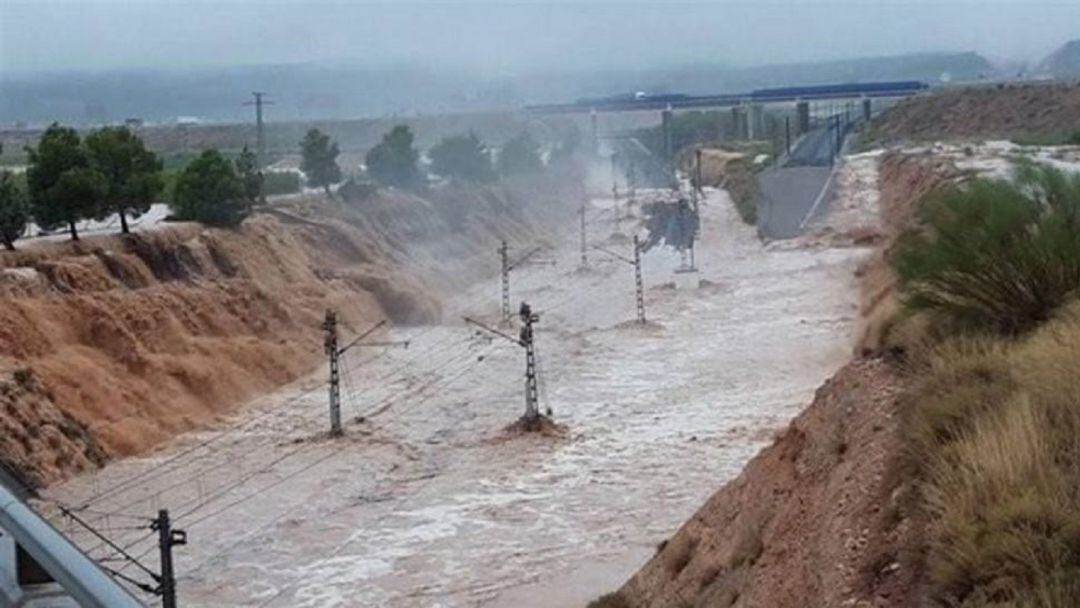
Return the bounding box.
[894,164,1080,335]
[170,149,250,227]
[725,158,759,225]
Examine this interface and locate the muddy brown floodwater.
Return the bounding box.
[42,187,866,607]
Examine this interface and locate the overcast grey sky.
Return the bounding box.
[2,1,1079,75]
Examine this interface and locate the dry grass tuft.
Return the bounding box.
[902,302,1080,607]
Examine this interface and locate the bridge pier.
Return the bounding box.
[731,105,749,141]
[796,100,810,134]
[862,97,872,121]
[590,108,599,155]
[749,104,764,140]
[661,105,674,160]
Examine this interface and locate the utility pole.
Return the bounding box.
[497,242,550,323]
[694,148,704,202]
[464,301,545,429]
[590,108,599,155]
[785,116,791,156]
[323,310,342,436]
[633,235,645,323]
[499,241,511,323]
[687,152,701,272]
[322,314,403,435]
[579,204,588,268]
[152,510,185,608]
[611,153,622,230]
[593,236,647,324]
[243,92,274,169]
[834,114,843,163]
[611,153,619,201]
[520,302,540,425]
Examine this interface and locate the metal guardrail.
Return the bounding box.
[0,485,143,608]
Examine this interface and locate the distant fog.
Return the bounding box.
[2,1,1080,125]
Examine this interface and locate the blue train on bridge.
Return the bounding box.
[530,80,930,114]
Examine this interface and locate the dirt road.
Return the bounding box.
[42,186,865,607]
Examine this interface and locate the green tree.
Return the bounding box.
[365,125,423,190]
[85,126,163,234]
[235,146,264,205]
[498,132,544,176]
[300,129,342,195]
[171,150,250,227]
[25,123,104,241]
[429,132,495,183]
[0,171,28,251]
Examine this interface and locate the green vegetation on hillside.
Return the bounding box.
[85,126,164,234]
[25,124,104,241]
[428,132,495,183]
[890,163,1080,607]
[300,128,343,195]
[365,125,423,190]
[170,149,251,227]
[0,171,28,250]
[498,132,544,177]
[896,164,1080,335]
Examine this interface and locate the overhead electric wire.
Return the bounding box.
[178,343,498,578]
[56,504,159,581]
[182,341,493,526]
[179,448,340,528]
[74,376,332,510]
[88,329,465,542]
[100,565,159,596]
[64,270,521,574]
[366,344,498,428]
[170,345,488,527]
[75,318,405,511]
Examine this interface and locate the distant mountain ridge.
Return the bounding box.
[1038,40,1080,76]
[0,51,996,126]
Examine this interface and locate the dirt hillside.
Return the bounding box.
[866,83,1080,144]
[0,176,580,490]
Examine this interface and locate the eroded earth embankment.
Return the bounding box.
[0,175,581,489]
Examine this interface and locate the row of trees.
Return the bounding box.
[0,123,265,249]
[0,122,571,250]
[363,126,551,190]
[23,124,164,241]
[301,124,553,193]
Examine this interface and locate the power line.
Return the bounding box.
[85,329,463,534]
[56,504,159,583]
[76,378,330,509]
